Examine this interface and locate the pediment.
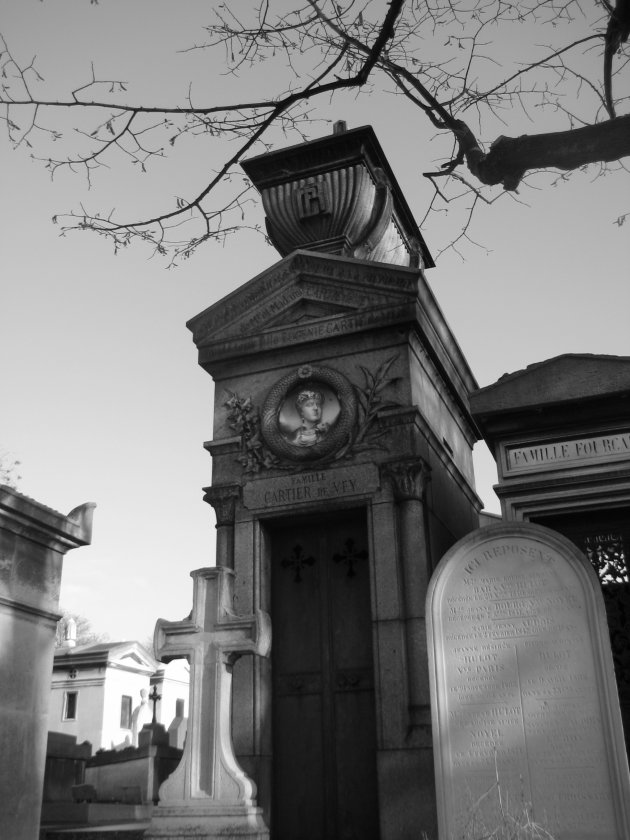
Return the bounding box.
[188,250,419,348]
[111,643,157,673]
[120,652,147,666]
[264,298,349,328]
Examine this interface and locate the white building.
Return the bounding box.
[50,641,189,752]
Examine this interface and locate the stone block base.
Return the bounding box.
[144,803,269,840]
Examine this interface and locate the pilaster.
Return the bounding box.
[382,458,432,728]
[204,485,241,569]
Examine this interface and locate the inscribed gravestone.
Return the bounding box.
[427,523,630,840]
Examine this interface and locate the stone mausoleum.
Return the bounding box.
[186,124,483,839]
[470,354,630,756]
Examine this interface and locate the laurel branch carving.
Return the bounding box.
[224,355,402,473]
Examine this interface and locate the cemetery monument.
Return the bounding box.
[147,128,630,840]
[182,123,483,839]
[0,485,94,840]
[428,521,630,840]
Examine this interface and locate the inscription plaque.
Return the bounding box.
[427,523,630,840]
[505,431,630,474]
[242,464,379,510]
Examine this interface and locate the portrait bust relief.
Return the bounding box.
[262,365,356,462]
[279,385,341,447]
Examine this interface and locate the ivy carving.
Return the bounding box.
[223,391,279,473]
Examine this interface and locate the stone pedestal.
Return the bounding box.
[42,732,92,804]
[0,485,94,840]
[144,566,271,840]
[84,735,182,807]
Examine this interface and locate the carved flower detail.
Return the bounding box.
[297,365,313,379]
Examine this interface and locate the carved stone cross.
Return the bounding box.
[148,684,161,724]
[144,566,271,840]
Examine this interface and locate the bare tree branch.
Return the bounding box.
[0,0,627,261]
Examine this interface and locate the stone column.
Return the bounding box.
[0,486,94,840]
[383,458,431,728]
[203,485,240,569]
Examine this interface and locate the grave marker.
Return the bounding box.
[144,565,271,840]
[427,523,630,840]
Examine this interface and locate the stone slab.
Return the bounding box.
[427,522,630,840]
[41,802,152,824]
[242,463,379,510]
[41,826,148,840]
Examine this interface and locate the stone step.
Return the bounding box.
[41,824,148,840]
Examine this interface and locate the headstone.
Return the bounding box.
[428,522,630,840]
[470,354,630,755]
[167,698,187,749]
[42,732,91,803]
[131,688,152,746]
[83,739,181,806]
[144,565,271,840]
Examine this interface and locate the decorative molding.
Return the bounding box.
[382,457,431,502]
[203,437,241,457]
[187,250,419,350]
[0,595,60,626]
[203,485,241,526]
[201,303,415,363]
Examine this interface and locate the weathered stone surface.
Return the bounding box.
[0,485,93,840]
[145,566,271,840]
[470,351,630,760]
[428,522,630,840]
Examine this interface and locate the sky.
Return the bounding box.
[1,1,628,643]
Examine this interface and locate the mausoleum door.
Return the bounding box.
[270,510,379,840]
[533,507,630,758]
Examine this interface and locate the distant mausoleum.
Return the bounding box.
[50,641,189,751]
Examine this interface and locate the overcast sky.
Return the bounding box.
[1,1,628,642]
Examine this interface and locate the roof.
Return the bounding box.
[54,640,158,673]
[471,354,630,416]
[470,354,630,450]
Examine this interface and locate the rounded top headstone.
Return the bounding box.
[427,522,630,840]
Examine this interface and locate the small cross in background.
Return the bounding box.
[149,684,161,724]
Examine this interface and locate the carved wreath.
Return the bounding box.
[260,364,357,462]
[225,355,401,472]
